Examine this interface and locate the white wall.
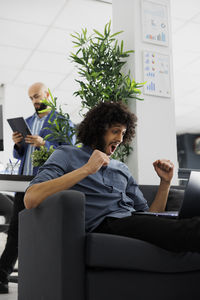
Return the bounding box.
[0,84,34,168]
[112,0,178,185]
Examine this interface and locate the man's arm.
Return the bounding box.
[24,150,109,209]
[149,159,174,212]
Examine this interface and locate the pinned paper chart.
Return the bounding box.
[142,0,168,46]
[143,51,170,98]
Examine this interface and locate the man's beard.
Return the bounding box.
[95,137,106,153]
[95,138,121,155]
[35,103,47,114]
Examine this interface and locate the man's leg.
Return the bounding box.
[0,192,25,293]
[94,214,200,252]
[0,193,13,223]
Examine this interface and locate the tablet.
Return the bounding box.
[7,117,32,138]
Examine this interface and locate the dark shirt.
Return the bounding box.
[29,145,149,232]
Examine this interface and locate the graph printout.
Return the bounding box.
[143,51,171,98]
[142,0,168,46]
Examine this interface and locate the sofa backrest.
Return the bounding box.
[139,185,185,211]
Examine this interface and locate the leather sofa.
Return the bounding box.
[18,185,200,300]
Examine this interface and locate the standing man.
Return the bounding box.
[0,82,75,293]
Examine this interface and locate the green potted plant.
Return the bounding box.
[31,145,55,167]
[70,21,145,162]
[31,89,76,167]
[40,89,76,144]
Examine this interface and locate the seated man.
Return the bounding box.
[24,101,200,253]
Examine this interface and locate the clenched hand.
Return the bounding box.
[84,150,110,174]
[153,159,174,184]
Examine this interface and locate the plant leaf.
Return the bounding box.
[110,30,124,38]
[93,29,104,38]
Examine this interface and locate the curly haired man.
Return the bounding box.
[24,101,200,254]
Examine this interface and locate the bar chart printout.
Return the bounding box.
[142,0,168,46]
[143,50,170,98]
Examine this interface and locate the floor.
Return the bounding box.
[0,233,18,300]
[1,283,18,300]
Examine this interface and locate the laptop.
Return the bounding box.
[134,171,200,219]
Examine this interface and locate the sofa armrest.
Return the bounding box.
[18,190,86,300]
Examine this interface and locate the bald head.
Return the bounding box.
[28,82,48,97]
[28,82,50,115]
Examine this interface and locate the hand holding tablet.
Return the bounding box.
[7,117,32,139]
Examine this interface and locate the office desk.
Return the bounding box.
[0,174,34,192]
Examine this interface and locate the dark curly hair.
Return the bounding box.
[77,101,137,149]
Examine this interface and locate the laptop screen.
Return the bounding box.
[179,171,200,219]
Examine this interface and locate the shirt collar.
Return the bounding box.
[81,145,94,155]
[81,145,112,160]
[81,145,111,169]
[33,112,49,121]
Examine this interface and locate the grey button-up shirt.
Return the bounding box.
[29,145,149,232]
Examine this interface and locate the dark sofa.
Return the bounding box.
[18,185,200,300]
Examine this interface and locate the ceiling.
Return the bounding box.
[0,0,200,133]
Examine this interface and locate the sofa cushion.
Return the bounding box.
[86,233,200,273]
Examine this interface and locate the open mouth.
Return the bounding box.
[108,143,119,155]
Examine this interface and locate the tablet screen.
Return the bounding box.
[7,117,32,138]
